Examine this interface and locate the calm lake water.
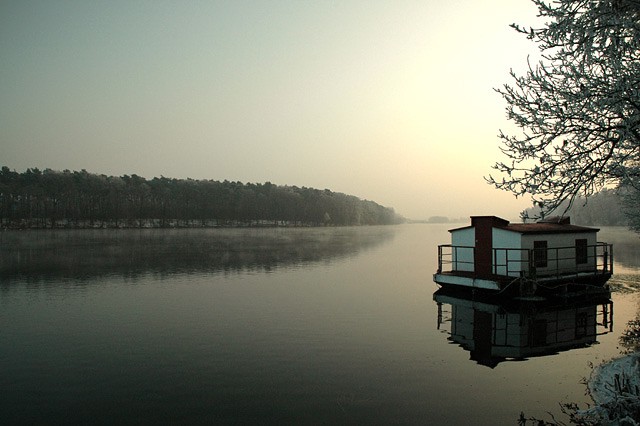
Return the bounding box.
[2,224,640,425]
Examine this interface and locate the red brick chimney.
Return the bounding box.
[470,216,509,277]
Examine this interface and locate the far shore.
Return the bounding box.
[1,218,404,230]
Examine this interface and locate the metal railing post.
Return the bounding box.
[610,245,614,275]
[528,249,535,279]
[453,246,457,271]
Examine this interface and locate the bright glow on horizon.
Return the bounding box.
[0,1,540,220]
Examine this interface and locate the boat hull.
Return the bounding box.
[433,271,612,297]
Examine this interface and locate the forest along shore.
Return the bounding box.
[1,218,375,230]
[0,167,403,229]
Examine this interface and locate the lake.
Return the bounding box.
[2,224,640,425]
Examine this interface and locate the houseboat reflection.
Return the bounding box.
[434,288,613,368]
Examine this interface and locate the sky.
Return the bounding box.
[1,0,541,221]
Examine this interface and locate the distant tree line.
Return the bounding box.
[408,216,468,224]
[0,167,402,229]
[522,188,630,227]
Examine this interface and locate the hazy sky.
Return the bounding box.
[1,0,541,220]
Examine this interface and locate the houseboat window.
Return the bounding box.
[575,239,588,264]
[530,319,547,347]
[575,312,588,338]
[534,240,548,268]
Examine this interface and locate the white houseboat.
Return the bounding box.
[433,216,613,296]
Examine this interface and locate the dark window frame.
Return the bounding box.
[575,239,588,265]
[534,240,548,268]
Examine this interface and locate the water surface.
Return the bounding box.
[2,225,639,425]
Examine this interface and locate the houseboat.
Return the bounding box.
[433,216,613,296]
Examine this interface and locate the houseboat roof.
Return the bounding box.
[449,216,599,235]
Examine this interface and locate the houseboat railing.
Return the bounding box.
[491,247,531,277]
[437,243,613,279]
[437,244,474,274]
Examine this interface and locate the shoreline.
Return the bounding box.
[578,352,640,425]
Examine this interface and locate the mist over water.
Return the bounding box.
[1,225,639,425]
[0,227,395,284]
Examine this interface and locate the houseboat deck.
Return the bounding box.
[434,269,613,295]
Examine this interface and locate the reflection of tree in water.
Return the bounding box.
[519,314,640,425]
[0,227,395,286]
[621,319,640,355]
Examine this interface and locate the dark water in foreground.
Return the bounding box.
[2,225,640,425]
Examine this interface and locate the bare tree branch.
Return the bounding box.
[487,0,640,230]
